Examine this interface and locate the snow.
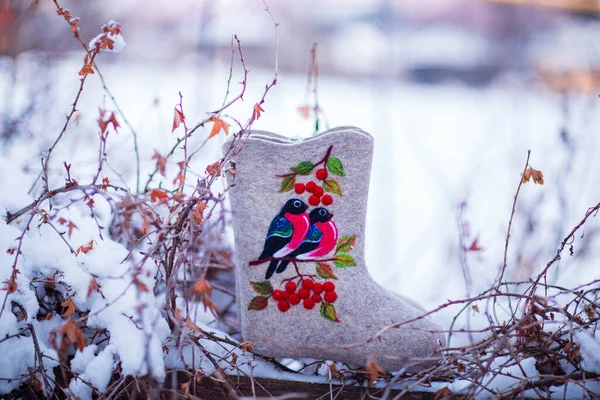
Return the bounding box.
[70,345,116,395]
[575,332,600,374]
[88,21,126,54]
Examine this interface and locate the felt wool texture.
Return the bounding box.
[223,127,444,371]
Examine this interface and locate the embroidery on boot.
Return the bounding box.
[248,145,357,322]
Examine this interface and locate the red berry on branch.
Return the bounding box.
[306,181,317,193]
[321,194,333,206]
[294,183,305,194]
[302,279,314,290]
[298,288,310,299]
[312,283,323,294]
[312,293,322,303]
[278,300,290,312]
[316,168,328,180]
[303,298,315,309]
[289,293,300,305]
[282,291,289,300]
[323,281,335,292]
[324,291,337,303]
[308,195,320,206]
[313,186,324,197]
[285,282,297,293]
[272,290,284,301]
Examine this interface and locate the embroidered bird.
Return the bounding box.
[257,198,310,279]
[274,207,338,274]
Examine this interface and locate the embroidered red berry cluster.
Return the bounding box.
[248,278,340,322]
[274,279,337,311]
[278,145,343,207]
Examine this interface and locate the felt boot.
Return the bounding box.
[223,127,444,372]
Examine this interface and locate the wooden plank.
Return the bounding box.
[170,375,437,399]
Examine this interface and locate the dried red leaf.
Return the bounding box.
[76,240,94,254]
[208,117,229,138]
[206,160,221,177]
[87,279,99,299]
[67,221,78,238]
[172,173,185,186]
[522,166,544,185]
[298,106,310,119]
[172,107,185,133]
[152,151,167,177]
[150,189,168,203]
[79,63,94,76]
[252,103,264,121]
[107,112,119,133]
[467,238,482,252]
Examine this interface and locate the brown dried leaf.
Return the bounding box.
[185,317,204,333]
[59,319,86,352]
[86,279,99,300]
[79,63,94,76]
[180,381,191,397]
[172,107,185,133]
[192,201,207,225]
[193,278,212,296]
[61,297,77,317]
[152,151,167,177]
[434,387,453,400]
[29,373,42,392]
[134,277,149,293]
[366,357,386,387]
[206,160,221,177]
[522,167,544,185]
[531,168,544,185]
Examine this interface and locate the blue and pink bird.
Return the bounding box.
[257,198,338,280]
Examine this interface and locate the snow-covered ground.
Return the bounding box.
[1,43,600,397]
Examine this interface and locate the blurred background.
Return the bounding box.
[2,0,600,328]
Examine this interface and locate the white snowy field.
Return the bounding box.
[1,48,600,397]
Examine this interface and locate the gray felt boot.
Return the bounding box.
[223,127,444,372]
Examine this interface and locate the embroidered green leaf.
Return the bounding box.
[322,178,342,196]
[316,262,338,280]
[248,296,268,311]
[250,281,273,295]
[320,303,340,322]
[278,175,296,193]
[335,235,356,254]
[290,161,314,175]
[326,157,345,176]
[334,253,356,268]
